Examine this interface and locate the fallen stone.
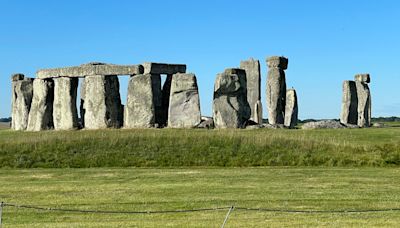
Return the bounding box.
[284,89,298,128]
[245,124,264,129]
[124,74,162,128]
[84,75,123,129]
[340,80,358,125]
[354,74,370,83]
[142,62,186,75]
[240,58,262,123]
[355,80,371,127]
[213,68,250,128]
[36,63,143,79]
[11,76,33,130]
[301,120,345,129]
[262,123,286,129]
[53,77,79,130]
[197,116,214,129]
[266,56,288,125]
[372,122,385,128]
[27,79,54,131]
[168,73,201,128]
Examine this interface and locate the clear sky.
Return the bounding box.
[1,0,399,119]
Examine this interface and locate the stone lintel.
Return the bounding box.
[142,62,186,75]
[266,56,288,69]
[354,73,370,83]
[36,64,144,79]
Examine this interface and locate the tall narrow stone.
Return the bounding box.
[355,74,371,127]
[266,56,288,125]
[124,74,162,128]
[213,68,250,128]
[80,78,86,128]
[160,74,173,127]
[240,58,262,124]
[53,77,79,130]
[168,73,201,128]
[340,80,358,125]
[284,89,298,128]
[27,79,54,131]
[11,74,33,130]
[84,75,123,129]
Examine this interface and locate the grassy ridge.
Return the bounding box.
[2,167,400,227]
[1,127,400,168]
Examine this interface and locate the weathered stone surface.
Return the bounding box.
[27,79,54,131]
[142,62,186,75]
[213,68,250,128]
[168,73,201,128]
[340,80,358,125]
[302,120,345,129]
[354,74,370,83]
[79,78,86,128]
[240,58,262,123]
[36,63,143,79]
[372,122,385,128]
[124,74,162,128]
[11,73,25,81]
[160,74,173,126]
[84,75,123,129]
[53,77,79,130]
[262,123,285,129]
[197,116,214,129]
[11,76,33,130]
[284,89,298,128]
[355,81,371,127]
[266,56,288,125]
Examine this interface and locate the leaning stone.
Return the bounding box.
[11,76,33,130]
[355,80,371,127]
[53,77,79,130]
[84,75,123,129]
[340,80,358,125]
[284,89,298,128]
[168,73,201,128]
[142,62,186,75]
[266,56,288,125]
[301,120,345,129]
[124,74,161,128]
[213,68,250,128]
[354,74,370,83]
[240,58,262,123]
[27,79,54,131]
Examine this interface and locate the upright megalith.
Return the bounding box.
[240,58,262,124]
[284,89,298,128]
[84,75,123,129]
[340,80,358,125]
[355,74,371,127]
[168,73,201,128]
[53,77,79,130]
[266,56,288,125]
[27,79,54,131]
[124,74,162,128]
[80,78,86,128]
[11,74,33,130]
[213,68,250,128]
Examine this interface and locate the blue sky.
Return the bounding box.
[1,0,399,119]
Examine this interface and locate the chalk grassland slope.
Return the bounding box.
[1,168,400,227]
[0,127,400,167]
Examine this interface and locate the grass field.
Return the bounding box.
[1,126,400,167]
[1,167,400,227]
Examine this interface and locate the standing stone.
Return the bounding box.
[284,89,298,128]
[168,73,201,128]
[84,75,123,129]
[355,74,371,127]
[213,68,250,128]
[160,74,173,127]
[53,77,79,130]
[124,74,162,128]
[27,79,54,131]
[80,78,86,128]
[340,80,358,125]
[11,74,33,130]
[266,56,288,125]
[240,58,262,124]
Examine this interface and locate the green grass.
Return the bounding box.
[1,127,400,167]
[1,167,400,227]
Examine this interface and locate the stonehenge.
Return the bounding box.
[27,79,54,131]
[11,74,33,130]
[240,58,262,124]
[340,74,372,127]
[284,89,298,128]
[53,77,79,130]
[213,68,250,128]
[266,56,288,125]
